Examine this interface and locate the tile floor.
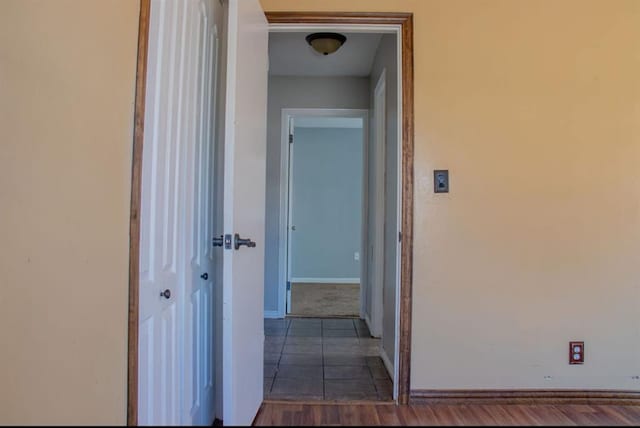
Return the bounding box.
[264,317,393,401]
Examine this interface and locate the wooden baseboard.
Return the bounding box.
[410,389,640,405]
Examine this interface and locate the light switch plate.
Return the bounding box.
[434,170,449,193]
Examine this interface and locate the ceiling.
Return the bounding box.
[268,32,383,77]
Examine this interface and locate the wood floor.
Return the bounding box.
[254,402,640,426]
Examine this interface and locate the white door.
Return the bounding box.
[221,0,268,425]
[138,0,218,425]
[182,0,218,425]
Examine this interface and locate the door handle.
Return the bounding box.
[234,233,256,250]
[212,235,223,247]
[160,289,171,299]
[200,273,208,280]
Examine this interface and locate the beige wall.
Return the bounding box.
[1,0,639,424]
[261,0,640,390]
[0,0,139,424]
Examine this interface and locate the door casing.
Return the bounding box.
[127,7,414,425]
[266,12,414,405]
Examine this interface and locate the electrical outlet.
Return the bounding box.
[569,341,584,364]
[354,252,360,261]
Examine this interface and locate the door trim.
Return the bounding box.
[127,0,150,425]
[266,12,414,406]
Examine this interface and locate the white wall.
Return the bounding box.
[368,34,398,367]
[264,76,369,314]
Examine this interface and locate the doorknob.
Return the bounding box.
[160,289,171,299]
[291,225,296,231]
[212,235,223,247]
[234,233,256,250]
[200,273,208,280]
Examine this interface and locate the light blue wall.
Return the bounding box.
[290,127,363,279]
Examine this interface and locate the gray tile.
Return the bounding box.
[280,353,323,366]
[264,377,274,396]
[323,344,374,356]
[265,318,290,328]
[324,355,367,366]
[354,319,368,328]
[322,319,355,330]
[322,337,361,346]
[287,328,321,337]
[271,377,323,399]
[374,378,393,401]
[276,364,322,380]
[282,343,322,355]
[324,365,372,380]
[359,338,380,347]
[265,335,286,345]
[324,379,377,400]
[323,328,357,338]
[369,364,391,380]
[265,341,284,354]
[264,363,277,378]
[365,356,385,368]
[264,352,281,364]
[355,324,371,338]
[285,336,322,345]
[265,326,288,336]
[289,318,321,328]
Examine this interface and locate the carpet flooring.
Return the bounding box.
[289,283,360,317]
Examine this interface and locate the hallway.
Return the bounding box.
[264,318,393,401]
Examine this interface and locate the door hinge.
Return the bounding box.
[286,281,291,291]
[398,231,402,242]
[289,134,293,144]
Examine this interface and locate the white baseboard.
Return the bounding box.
[290,277,360,284]
[264,310,283,319]
[380,346,395,382]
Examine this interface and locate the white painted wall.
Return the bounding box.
[264,76,370,314]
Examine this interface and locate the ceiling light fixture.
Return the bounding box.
[305,32,347,55]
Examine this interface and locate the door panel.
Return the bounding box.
[222,0,268,425]
[183,0,217,425]
[139,0,218,425]
[139,1,184,424]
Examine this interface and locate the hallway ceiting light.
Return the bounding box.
[305,32,347,55]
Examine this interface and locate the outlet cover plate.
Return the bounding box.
[569,341,584,364]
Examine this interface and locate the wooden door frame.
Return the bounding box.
[127,0,150,425]
[127,5,414,425]
[264,12,415,406]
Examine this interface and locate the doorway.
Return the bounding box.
[262,24,402,403]
[282,110,368,318]
[128,4,414,425]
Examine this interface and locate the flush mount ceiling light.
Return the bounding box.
[305,32,347,55]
